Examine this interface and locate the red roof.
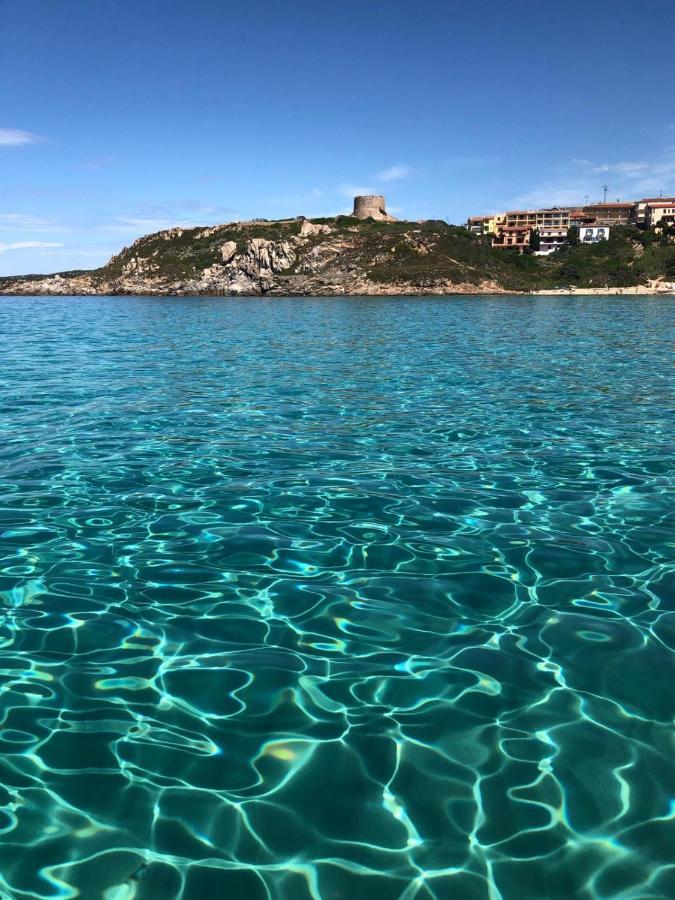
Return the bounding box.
[505,208,581,217]
[584,202,635,209]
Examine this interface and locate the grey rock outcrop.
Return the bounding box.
[238,239,296,276]
[299,220,333,237]
[220,241,237,263]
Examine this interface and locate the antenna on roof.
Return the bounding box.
[602,184,608,203]
[584,194,589,206]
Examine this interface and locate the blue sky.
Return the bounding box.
[2,0,675,275]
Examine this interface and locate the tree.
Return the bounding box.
[529,229,541,252]
[567,225,579,247]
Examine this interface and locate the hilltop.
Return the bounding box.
[1,217,674,296]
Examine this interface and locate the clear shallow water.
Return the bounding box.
[0,294,673,900]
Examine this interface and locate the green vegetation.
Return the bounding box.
[363,223,539,290]
[540,226,675,288]
[94,219,302,285]
[364,223,674,290]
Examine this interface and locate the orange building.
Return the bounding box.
[582,202,635,226]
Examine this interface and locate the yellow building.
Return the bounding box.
[467,214,504,235]
[485,214,504,234]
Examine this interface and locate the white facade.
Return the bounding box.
[535,226,568,255]
[646,204,675,229]
[579,226,610,243]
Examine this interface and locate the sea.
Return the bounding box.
[0,294,673,899]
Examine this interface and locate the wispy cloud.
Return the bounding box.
[100,216,200,235]
[100,199,241,236]
[80,155,114,171]
[574,158,650,175]
[338,165,411,199]
[32,247,113,259]
[266,187,326,211]
[377,164,411,182]
[512,149,675,209]
[0,213,66,231]
[0,128,43,147]
[572,151,675,194]
[99,200,238,237]
[514,181,593,208]
[0,241,63,255]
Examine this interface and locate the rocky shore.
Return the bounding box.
[0,218,509,297]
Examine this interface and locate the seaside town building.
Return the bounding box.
[467,215,490,234]
[491,225,530,251]
[640,201,675,230]
[570,209,595,227]
[634,198,675,227]
[488,207,600,251]
[537,226,570,255]
[579,225,610,243]
[468,214,504,235]
[505,208,581,229]
[581,202,634,226]
[467,195,675,254]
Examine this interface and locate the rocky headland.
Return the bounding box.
[1,214,673,296]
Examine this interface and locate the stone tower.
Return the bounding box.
[352,195,397,222]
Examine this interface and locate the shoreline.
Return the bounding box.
[0,287,673,298]
[530,285,675,296]
[2,217,673,299]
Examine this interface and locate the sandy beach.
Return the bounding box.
[533,281,675,295]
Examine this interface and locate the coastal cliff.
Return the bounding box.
[1,216,673,296]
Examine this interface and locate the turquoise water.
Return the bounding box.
[0,294,673,900]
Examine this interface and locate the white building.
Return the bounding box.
[536,226,568,254]
[579,225,610,243]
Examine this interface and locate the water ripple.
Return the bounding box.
[0,295,673,899]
